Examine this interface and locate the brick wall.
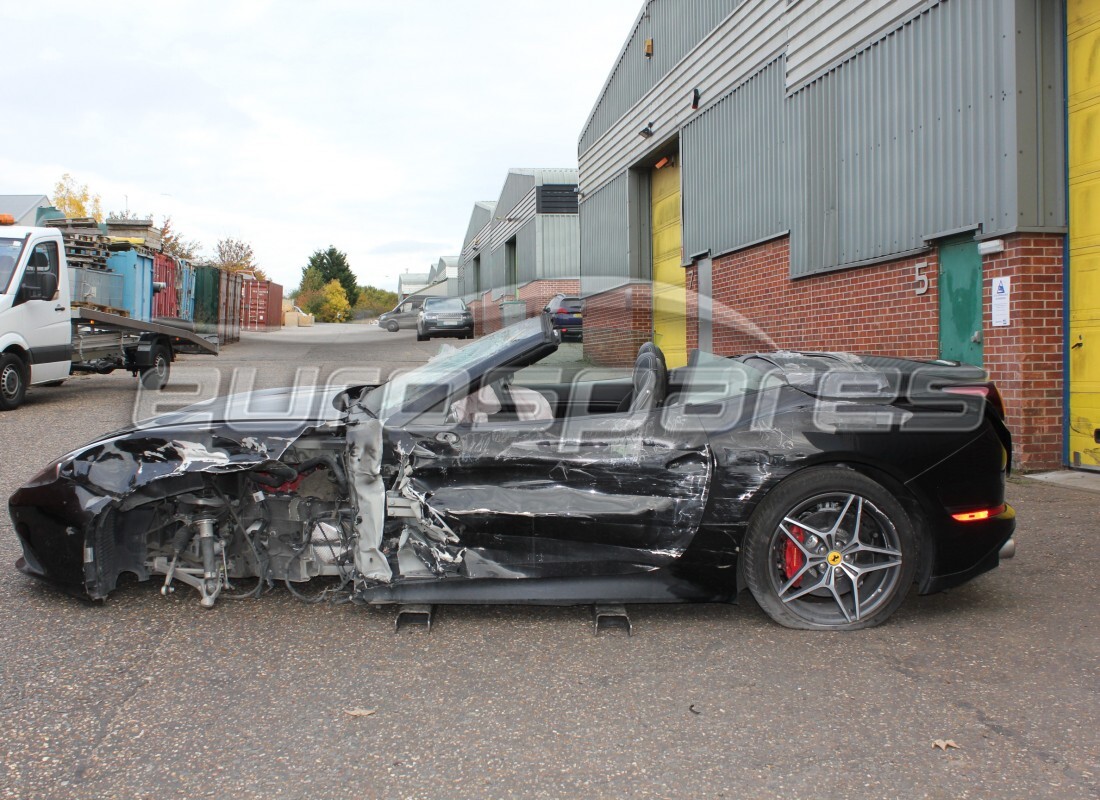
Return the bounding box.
[981,234,1064,471]
[708,237,940,358]
[518,279,581,318]
[582,282,653,367]
[471,279,581,337]
[703,233,1062,470]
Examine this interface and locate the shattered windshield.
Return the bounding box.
[0,237,24,294]
[363,316,550,419]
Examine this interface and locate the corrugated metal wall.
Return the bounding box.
[788,0,1064,276]
[537,215,580,279]
[579,0,744,154]
[579,174,631,295]
[581,0,1066,282]
[459,203,494,298]
[785,0,930,90]
[682,58,788,260]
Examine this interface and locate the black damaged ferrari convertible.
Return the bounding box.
[9,315,1015,630]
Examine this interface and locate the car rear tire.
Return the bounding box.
[0,353,28,411]
[743,467,917,631]
[385,320,399,333]
[139,344,171,390]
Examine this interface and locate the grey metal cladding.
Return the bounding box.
[682,57,787,261]
[495,173,537,224]
[579,0,745,155]
[536,215,580,280]
[516,222,538,285]
[579,174,631,296]
[789,0,1064,278]
[536,185,579,214]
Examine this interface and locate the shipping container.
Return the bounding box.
[241,280,284,332]
[152,252,179,319]
[177,261,195,321]
[105,249,155,321]
[68,266,124,311]
[193,265,220,337]
[217,269,243,345]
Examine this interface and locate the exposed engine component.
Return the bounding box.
[147,448,358,608]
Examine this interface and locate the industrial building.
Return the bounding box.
[458,169,581,334]
[576,0,1094,471]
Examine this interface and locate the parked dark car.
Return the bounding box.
[417,297,473,341]
[542,294,583,341]
[9,315,1015,630]
[378,296,426,332]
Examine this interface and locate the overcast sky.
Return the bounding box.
[3,1,641,291]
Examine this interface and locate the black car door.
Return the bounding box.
[390,404,712,579]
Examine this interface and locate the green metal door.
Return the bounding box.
[938,238,984,366]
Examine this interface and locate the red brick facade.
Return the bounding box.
[586,233,1064,470]
[581,282,654,367]
[470,279,580,337]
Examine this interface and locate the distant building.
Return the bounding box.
[0,195,52,226]
[457,169,581,335]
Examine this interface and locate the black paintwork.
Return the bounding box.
[9,314,1015,607]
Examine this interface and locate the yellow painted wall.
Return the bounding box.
[651,160,687,368]
[1069,0,1100,468]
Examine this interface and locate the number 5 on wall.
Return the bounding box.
[914,262,929,296]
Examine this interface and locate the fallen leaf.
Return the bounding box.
[689,704,702,715]
[344,708,377,718]
[932,739,959,751]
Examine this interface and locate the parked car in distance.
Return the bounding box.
[378,297,426,332]
[543,294,583,341]
[417,297,473,341]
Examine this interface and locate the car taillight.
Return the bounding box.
[556,307,569,314]
[942,383,1005,419]
[951,503,1007,522]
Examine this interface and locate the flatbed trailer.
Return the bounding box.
[1,221,219,411]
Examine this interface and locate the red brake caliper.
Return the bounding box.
[784,525,806,587]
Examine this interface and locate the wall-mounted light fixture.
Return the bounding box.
[978,239,1005,256]
[639,122,654,138]
[691,88,701,110]
[644,38,653,58]
[654,156,673,170]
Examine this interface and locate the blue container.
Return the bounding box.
[106,250,155,320]
[178,261,196,321]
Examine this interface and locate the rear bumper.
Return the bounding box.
[919,504,1016,594]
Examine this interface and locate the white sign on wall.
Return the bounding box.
[992,276,1011,327]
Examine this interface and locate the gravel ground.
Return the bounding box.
[0,323,1096,800]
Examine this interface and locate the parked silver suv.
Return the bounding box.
[417,297,474,341]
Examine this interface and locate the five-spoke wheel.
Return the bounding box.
[744,467,917,630]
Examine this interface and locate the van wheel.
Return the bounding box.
[140,345,171,390]
[0,353,28,411]
[385,320,399,333]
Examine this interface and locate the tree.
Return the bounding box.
[353,284,399,317]
[316,279,351,323]
[160,216,202,261]
[52,173,104,221]
[214,237,267,279]
[303,246,358,306]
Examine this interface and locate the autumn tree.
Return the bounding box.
[52,173,104,221]
[353,285,399,317]
[160,216,202,261]
[293,266,327,315]
[303,246,358,306]
[316,279,351,323]
[214,237,267,279]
